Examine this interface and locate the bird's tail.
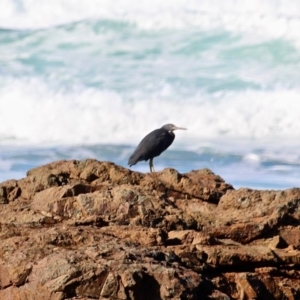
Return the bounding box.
[128,155,137,167]
[128,150,144,166]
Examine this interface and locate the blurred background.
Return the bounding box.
[1,0,300,189]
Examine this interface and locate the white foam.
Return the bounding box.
[1,77,300,156]
[1,0,300,42]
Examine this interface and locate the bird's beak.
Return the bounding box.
[173,126,187,130]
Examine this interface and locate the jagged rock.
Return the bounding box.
[0,159,299,299]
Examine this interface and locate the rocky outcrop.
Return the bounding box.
[0,159,299,299]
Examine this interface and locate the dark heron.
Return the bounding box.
[128,124,187,172]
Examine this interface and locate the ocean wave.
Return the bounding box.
[1,77,300,148]
[2,21,299,96]
[1,0,300,42]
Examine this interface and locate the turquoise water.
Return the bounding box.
[1,1,300,189]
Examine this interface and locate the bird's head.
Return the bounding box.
[161,124,187,132]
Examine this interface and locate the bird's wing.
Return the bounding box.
[142,131,167,153]
[128,129,168,164]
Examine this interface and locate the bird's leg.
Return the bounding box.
[149,158,153,172]
[149,158,155,172]
[152,163,156,172]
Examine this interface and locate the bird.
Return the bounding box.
[128,124,187,172]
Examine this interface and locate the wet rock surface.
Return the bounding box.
[0,159,299,299]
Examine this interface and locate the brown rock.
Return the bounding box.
[0,159,300,299]
[0,180,20,204]
[236,273,258,299]
[0,186,8,204]
[279,226,300,249]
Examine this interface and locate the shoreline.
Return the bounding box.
[2,143,300,191]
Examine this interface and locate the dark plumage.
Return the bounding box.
[128,124,187,172]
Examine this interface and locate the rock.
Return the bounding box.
[0,159,299,299]
[0,186,8,204]
[279,226,300,249]
[0,180,20,204]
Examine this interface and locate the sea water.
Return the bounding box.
[1,0,300,189]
